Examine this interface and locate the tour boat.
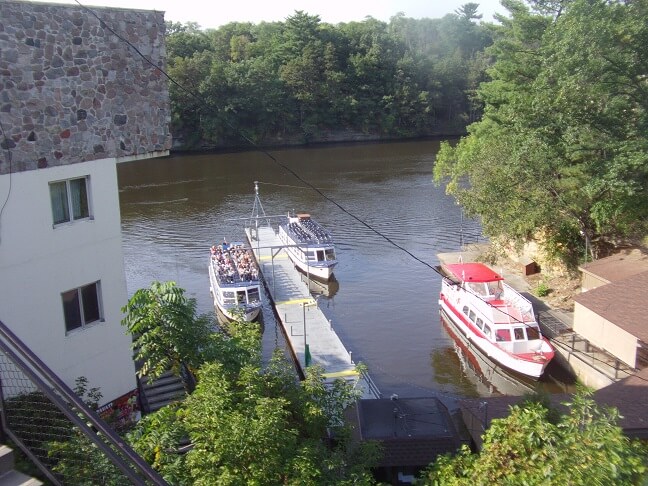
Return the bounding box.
[278,212,337,281]
[438,262,555,379]
[208,241,262,321]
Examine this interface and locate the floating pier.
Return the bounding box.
[246,225,380,399]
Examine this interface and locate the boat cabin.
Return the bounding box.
[443,262,543,349]
[220,287,260,307]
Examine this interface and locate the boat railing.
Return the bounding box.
[501,282,535,321]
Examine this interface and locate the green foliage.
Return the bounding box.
[73,375,102,410]
[434,0,648,265]
[128,355,379,485]
[121,281,214,392]
[122,306,377,484]
[49,432,124,485]
[534,280,550,297]
[165,13,493,148]
[421,389,648,485]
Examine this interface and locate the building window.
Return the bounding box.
[50,176,91,225]
[62,281,102,333]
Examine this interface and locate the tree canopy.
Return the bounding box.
[434,0,648,265]
[422,390,648,485]
[119,282,380,484]
[165,9,493,148]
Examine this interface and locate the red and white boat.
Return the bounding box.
[438,262,555,379]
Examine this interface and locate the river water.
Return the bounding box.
[117,140,574,401]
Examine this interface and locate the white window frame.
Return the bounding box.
[62,281,104,334]
[49,176,93,226]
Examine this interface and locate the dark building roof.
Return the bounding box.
[349,398,462,467]
[579,250,648,283]
[594,366,648,439]
[573,270,648,342]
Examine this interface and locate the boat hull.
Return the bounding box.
[286,250,336,281]
[440,309,536,395]
[439,295,550,379]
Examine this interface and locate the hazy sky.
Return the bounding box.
[38,0,506,29]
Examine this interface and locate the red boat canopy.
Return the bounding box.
[443,263,503,283]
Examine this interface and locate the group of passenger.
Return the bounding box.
[210,241,258,283]
[288,218,332,244]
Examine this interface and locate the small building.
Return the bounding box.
[578,249,648,292]
[0,1,171,404]
[347,397,463,484]
[574,255,648,369]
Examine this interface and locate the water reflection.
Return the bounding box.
[300,273,340,299]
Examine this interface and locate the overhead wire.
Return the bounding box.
[0,118,13,246]
[69,1,647,385]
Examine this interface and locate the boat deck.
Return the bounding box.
[246,225,380,399]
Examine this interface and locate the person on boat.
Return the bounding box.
[222,238,229,250]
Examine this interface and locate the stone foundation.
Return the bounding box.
[0,1,172,174]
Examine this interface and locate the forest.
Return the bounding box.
[165,4,491,148]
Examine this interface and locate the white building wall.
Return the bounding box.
[0,158,135,403]
[573,303,639,368]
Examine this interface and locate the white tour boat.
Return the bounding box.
[208,241,261,321]
[438,262,555,379]
[278,212,337,281]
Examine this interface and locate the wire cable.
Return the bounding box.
[0,118,13,246]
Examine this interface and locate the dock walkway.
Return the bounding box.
[246,225,380,399]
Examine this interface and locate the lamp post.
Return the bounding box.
[302,298,319,368]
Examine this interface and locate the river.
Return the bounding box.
[117,140,574,401]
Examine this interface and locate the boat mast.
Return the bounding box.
[249,181,271,236]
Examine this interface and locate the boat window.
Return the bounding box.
[527,326,540,340]
[316,250,325,261]
[307,250,317,261]
[468,282,487,296]
[483,324,492,339]
[237,290,246,304]
[325,249,335,261]
[475,317,484,330]
[496,329,511,342]
[223,291,235,305]
[247,288,260,303]
[514,327,526,340]
[462,305,469,315]
[468,310,476,322]
[487,280,503,296]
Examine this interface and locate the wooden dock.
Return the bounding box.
[246,225,380,399]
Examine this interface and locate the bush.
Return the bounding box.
[535,281,550,297]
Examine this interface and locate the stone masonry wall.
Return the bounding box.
[0,1,172,174]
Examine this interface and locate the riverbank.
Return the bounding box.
[169,132,465,155]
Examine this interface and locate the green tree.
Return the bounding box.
[434,0,648,265]
[421,391,648,485]
[128,318,380,485]
[121,281,213,393]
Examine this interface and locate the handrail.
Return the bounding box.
[0,319,167,485]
